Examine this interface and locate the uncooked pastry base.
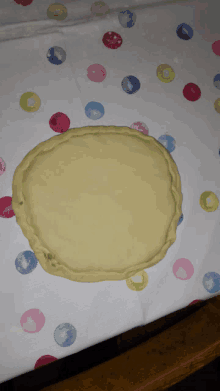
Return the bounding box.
[12,126,183,282]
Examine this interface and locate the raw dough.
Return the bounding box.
[12,126,182,282]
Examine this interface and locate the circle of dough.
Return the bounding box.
[12,126,183,282]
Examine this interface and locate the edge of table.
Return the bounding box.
[39,295,220,391]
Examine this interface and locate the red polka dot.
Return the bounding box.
[0,197,15,218]
[102,32,123,49]
[189,300,202,306]
[14,0,34,5]
[49,112,70,133]
[0,158,6,176]
[183,83,201,102]
[212,40,220,56]
[34,355,58,369]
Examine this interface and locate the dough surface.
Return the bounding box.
[12,126,182,282]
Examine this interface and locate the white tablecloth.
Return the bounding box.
[0,0,220,383]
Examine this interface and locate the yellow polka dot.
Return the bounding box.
[126,270,148,291]
[157,64,175,83]
[91,1,110,16]
[214,98,220,113]
[47,3,67,21]
[199,191,219,212]
[20,92,41,113]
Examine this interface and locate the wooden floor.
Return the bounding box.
[1,297,220,390]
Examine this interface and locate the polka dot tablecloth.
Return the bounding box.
[1,0,220,384]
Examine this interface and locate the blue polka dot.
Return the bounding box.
[85,101,105,120]
[47,46,66,65]
[15,251,38,275]
[54,323,77,347]
[118,10,136,28]
[121,76,140,94]
[158,134,176,153]
[203,272,220,293]
[176,23,193,40]
[213,74,220,90]
[177,213,184,226]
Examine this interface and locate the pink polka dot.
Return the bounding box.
[0,158,6,176]
[87,64,107,82]
[212,40,220,56]
[0,196,15,218]
[20,309,45,333]
[34,355,57,369]
[102,32,123,49]
[183,83,201,102]
[130,122,149,135]
[49,112,70,133]
[173,258,194,280]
